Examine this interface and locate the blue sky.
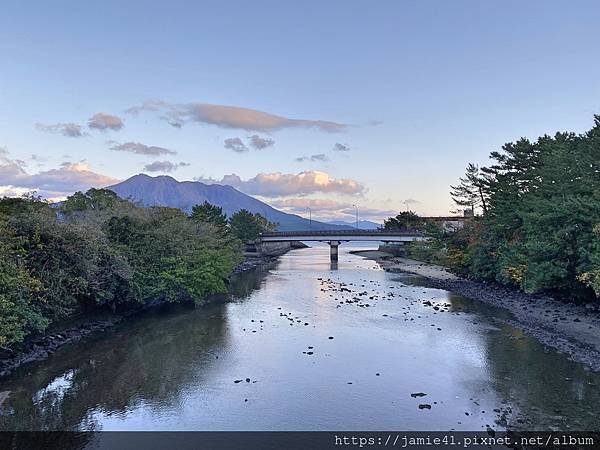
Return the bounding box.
[1,0,599,221]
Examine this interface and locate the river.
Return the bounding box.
[0,245,599,432]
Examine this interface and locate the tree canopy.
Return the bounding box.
[414,115,600,302]
[229,209,277,241]
[0,190,242,347]
[383,211,424,231]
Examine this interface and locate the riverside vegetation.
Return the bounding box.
[387,115,600,304]
[0,190,276,349]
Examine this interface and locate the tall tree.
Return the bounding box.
[450,163,488,215]
[190,202,228,229]
[229,209,276,241]
[383,211,424,230]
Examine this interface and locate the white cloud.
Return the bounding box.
[0,149,119,199]
[143,161,189,172]
[248,135,275,149]
[88,112,124,131]
[35,122,89,138]
[198,170,364,197]
[126,100,348,132]
[224,135,275,152]
[333,142,350,152]
[295,153,329,162]
[268,197,395,221]
[223,137,248,153]
[109,141,176,156]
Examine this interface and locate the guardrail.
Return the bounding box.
[259,230,424,237]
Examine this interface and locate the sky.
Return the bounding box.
[1,0,600,223]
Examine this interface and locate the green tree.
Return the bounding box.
[0,221,47,346]
[229,209,276,241]
[383,211,424,230]
[190,202,228,229]
[450,163,489,214]
[62,188,122,213]
[0,188,243,344]
[449,116,600,301]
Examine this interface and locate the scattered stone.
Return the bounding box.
[411,392,427,398]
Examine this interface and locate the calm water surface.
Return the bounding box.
[0,245,599,432]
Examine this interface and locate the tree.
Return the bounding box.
[446,116,600,301]
[450,163,488,215]
[62,188,122,213]
[383,211,424,230]
[190,202,228,229]
[0,221,47,347]
[0,188,243,344]
[229,209,276,241]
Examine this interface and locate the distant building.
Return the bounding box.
[424,214,470,232]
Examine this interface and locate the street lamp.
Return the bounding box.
[352,204,359,229]
[306,206,312,230]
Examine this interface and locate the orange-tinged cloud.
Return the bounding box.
[126,100,347,132]
[199,170,364,197]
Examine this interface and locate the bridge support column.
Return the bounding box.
[329,240,340,262]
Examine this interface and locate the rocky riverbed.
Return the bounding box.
[352,250,600,371]
[3,245,600,432]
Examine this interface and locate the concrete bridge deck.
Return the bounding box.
[257,230,426,261]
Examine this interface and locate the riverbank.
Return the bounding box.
[0,253,280,379]
[352,250,600,371]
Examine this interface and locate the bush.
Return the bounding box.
[0,190,242,346]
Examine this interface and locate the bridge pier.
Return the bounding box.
[329,240,340,262]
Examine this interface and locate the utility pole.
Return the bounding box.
[352,204,359,229]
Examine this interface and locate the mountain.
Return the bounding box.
[108,174,351,232]
[328,220,382,230]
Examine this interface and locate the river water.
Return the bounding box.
[0,245,599,432]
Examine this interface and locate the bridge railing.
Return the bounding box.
[259,229,425,237]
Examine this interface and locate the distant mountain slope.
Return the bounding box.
[328,220,382,230]
[108,174,351,232]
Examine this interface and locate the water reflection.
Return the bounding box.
[0,246,598,433]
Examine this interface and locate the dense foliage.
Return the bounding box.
[228,209,277,241]
[401,116,600,302]
[383,211,425,231]
[0,190,242,347]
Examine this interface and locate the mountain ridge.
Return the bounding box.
[327,219,382,230]
[108,174,351,232]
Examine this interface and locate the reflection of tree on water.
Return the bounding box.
[0,302,230,432]
[0,262,276,434]
[443,292,600,430]
[227,261,278,299]
[482,323,600,430]
[398,275,600,430]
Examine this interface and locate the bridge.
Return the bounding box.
[257,230,426,262]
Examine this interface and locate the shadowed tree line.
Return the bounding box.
[386,115,600,302]
[0,191,274,347]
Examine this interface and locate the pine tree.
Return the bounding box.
[450,163,488,215]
